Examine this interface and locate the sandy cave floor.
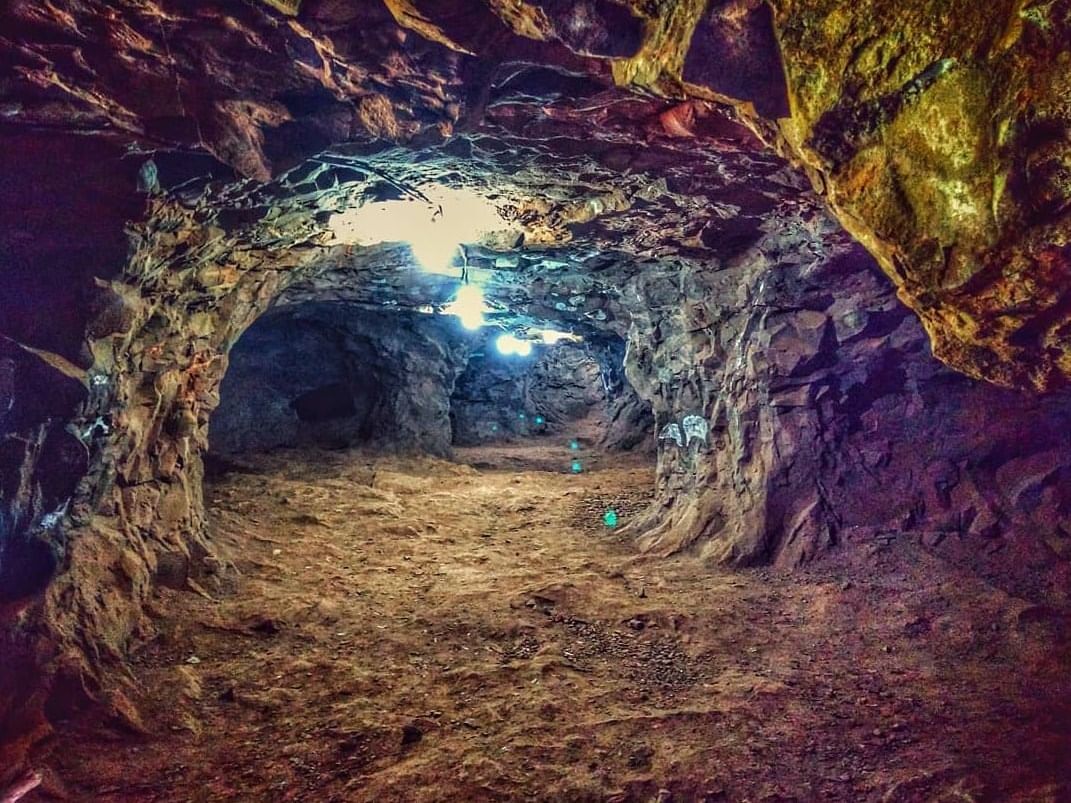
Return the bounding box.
[24,443,1071,802]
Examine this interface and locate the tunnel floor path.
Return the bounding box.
[28,444,1071,802]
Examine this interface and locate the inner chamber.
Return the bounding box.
[209,302,653,461]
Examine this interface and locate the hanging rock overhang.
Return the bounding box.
[389,0,1071,391]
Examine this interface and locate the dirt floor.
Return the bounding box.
[24,442,1071,802]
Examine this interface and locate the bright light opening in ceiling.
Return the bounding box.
[445,285,487,331]
[538,328,581,345]
[496,333,533,357]
[328,185,512,276]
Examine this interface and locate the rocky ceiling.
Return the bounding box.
[194,89,816,336]
[4,0,1070,387]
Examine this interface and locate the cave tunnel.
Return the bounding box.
[209,300,649,461]
[3,1,1071,801]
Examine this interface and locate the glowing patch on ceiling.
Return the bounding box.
[538,329,582,345]
[444,284,487,330]
[496,334,534,357]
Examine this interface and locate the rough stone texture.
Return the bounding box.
[211,304,469,457]
[1,0,1071,787]
[212,307,648,455]
[450,350,532,444]
[526,345,606,424]
[766,0,1071,390]
[0,133,147,779]
[450,339,638,445]
[489,0,1071,390]
[623,232,1071,607]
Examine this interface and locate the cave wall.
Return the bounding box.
[0,154,323,781]
[588,337,655,453]
[623,231,1071,604]
[450,349,538,444]
[211,304,469,457]
[471,0,1071,390]
[215,308,652,457]
[6,0,1070,388]
[0,134,146,777]
[526,345,606,427]
[214,306,654,457]
[450,338,652,447]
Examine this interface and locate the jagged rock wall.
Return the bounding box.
[212,311,654,454]
[0,135,146,777]
[211,304,469,457]
[471,0,1071,390]
[450,348,551,444]
[0,147,321,780]
[588,337,655,452]
[525,345,607,426]
[623,232,1071,604]
[451,336,625,443]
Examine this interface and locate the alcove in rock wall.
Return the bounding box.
[211,304,468,458]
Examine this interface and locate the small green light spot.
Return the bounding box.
[535,415,545,425]
[491,423,498,432]
[603,508,618,528]
[519,412,527,420]
[569,440,580,450]
[571,460,582,474]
